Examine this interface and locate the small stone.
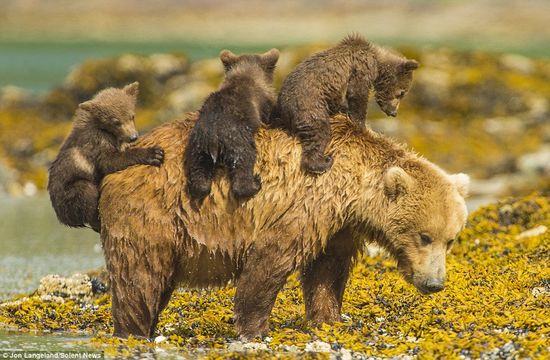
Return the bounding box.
[516,225,547,240]
[154,335,167,343]
[305,340,332,353]
[531,287,550,298]
[340,348,352,360]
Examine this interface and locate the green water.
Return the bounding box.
[0,40,281,92]
[2,38,549,93]
[0,195,103,300]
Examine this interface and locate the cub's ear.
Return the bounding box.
[220,49,238,71]
[400,59,419,72]
[384,166,413,200]
[78,100,95,113]
[450,173,470,198]
[261,48,280,70]
[123,81,140,97]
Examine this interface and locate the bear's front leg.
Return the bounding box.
[234,243,295,340]
[301,228,359,325]
[99,147,164,175]
[102,229,178,339]
[345,71,370,126]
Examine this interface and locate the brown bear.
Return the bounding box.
[99,112,469,340]
[48,82,164,233]
[184,49,279,205]
[269,34,419,174]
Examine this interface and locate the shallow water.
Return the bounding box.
[0,194,104,300]
[0,330,95,352]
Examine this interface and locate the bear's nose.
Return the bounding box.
[129,133,139,142]
[424,279,444,293]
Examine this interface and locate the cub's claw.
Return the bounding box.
[144,146,165,167]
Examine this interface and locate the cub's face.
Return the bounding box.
[79,82,140,145]
[374,59,418,117]
[382,166,469,295]
[219,48,280,83]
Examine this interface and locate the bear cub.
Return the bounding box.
[269,34,419,174]
[48,82,164,232]
[184,48,279,206]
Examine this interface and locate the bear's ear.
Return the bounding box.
[450,173,470,198]
[123,81,140,97]
[78,100,96,113]
[261,48,280,70]
[384,166,413,200]
[400,59,419,72]
[220,49,238,71]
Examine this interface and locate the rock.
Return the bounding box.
[500,54,534,74]
[0,86,32,108]
[36,273,108,303]
[305,340,332,353]
[227,341,268,352]
[516,225,548,240]
[0,160,19,195]
[531,287,550,298]
[154,335,167,343]
[517,146,550,176]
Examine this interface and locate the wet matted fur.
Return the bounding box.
[99,112,468,339]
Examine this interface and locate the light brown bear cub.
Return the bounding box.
[48,82,164,232]
[270,34,419,174]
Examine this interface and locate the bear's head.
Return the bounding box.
[219,48,280,83]
[379,164,469,295]
[373,56,419,117]
[78,82,140,146]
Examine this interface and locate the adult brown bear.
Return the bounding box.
[99,112,469,339]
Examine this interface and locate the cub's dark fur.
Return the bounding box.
[48,82,164,232]
[270,34,419,174]
[184,49,279,206]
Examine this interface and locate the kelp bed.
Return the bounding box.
[1,195,549,359]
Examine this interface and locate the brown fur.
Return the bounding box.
[48,82,164,232]
[269,34,419,174]
[99,112,468,339]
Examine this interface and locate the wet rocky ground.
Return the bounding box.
[0,195,548,358]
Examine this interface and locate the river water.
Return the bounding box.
[0,195,103,300]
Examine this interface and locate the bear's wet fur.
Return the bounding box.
[269,34,419,174]
[99,113,469,339]
[184,49,279,206]
[47,82,164,232]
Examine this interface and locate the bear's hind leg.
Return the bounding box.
[185,150,215,205]
[53,180,100,233]
[301,228,359,325]
[294,111,334,174]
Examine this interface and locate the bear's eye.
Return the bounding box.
[131,114,135,121]
[420,234,433,246]
[112,118,121,125]
[398,90,406,98]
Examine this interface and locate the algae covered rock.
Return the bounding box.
[0,195,548,358]
[42,52,190,120]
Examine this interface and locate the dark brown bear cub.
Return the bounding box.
[270,34,419,174]
[184,49,279,206]
[48,82,164,232]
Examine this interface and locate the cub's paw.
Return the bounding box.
[142,146,165,167]
[232,175,262,200]
[302,154,333,175]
